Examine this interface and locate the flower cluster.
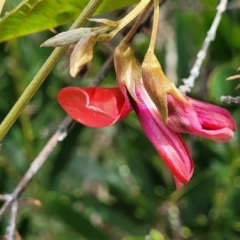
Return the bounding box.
[55,0,236,189]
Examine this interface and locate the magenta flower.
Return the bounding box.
[133,86,194,189]
[129,81,235,188]
[57,83,235,188]
[57,42,236,189]
[167,94,236,143]
[112,41,235,188]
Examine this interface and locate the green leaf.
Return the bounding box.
[0,0,139,43]
[208,62,240,104]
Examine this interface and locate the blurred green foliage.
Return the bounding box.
[0,0,240,239]
[0,0,139,43]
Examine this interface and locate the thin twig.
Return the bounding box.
[6,201,18,240]
[90,54,114,86]
[226,1,240,10]
[220,96,240,104]
[0,53,115,221]
[179,0,228,93]
[131,0,168,37]
[167,203,181,240]
[0,116,73,221]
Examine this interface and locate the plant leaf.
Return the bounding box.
[0,0,138,43]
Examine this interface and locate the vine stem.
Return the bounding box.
[0,0,103,141]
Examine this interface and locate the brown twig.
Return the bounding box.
[90,54,114,86]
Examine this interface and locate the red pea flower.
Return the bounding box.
[167,94,236,143]
[129,81,235,188]
[133,88,194,189]
[58,86,131,128]
[112,41,235,189]
[57,83,235,189]
[58,41,236,189]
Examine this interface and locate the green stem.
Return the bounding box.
[148,0,159,52]
[109,0,151,38]
[0,0,103,141]
[124,1,152,42]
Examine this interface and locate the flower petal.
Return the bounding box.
[188,97,236,131]
[58,87,131,127]
[133,92,194,188]
[167,94,235,143]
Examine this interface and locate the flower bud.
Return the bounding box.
[70,33,98,77]
[114,40,142,102]
[41,28,93,47]
[142,51,188,123]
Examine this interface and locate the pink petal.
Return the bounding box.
[188,97,236,131]
[58,87,131,128]
[167,94,235,143]
[133,92,194,188]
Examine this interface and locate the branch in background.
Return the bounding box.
[90,54,114,86]
[179,0,228,93]
[0,1,169,235]
[220,96,240,104]
[226,1,240,10]
[0,116,73,222]
[6,202,18,240]
[0,55,114,238]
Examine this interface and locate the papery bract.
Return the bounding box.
[142,51,189,123]
[58,87,131,128]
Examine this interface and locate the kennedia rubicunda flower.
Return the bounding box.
[132,86,194,189]
[58,86,131,128]
[113,40,235,188]
[167,94,235,143]
[57,42,235,189]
